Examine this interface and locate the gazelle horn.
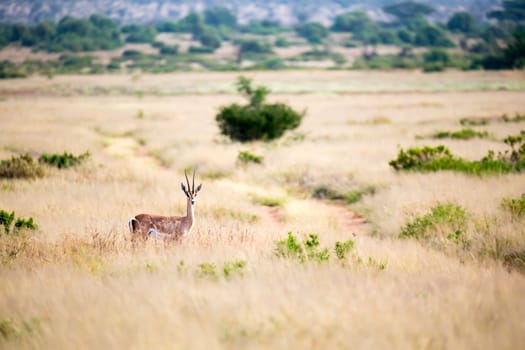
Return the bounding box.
[184,169,191,192]
[192,168,196,193]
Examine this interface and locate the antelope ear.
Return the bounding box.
[181,183,188,195]
[196,184,202,193]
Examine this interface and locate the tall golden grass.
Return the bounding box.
[0,70,524,349]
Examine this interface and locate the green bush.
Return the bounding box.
[274,232,329,263]
[222,260,246,279]
[400,203,467,239]
[502,112,525,123]
[237,150,263,164]
[335,240,355,260]
[0,61,27,79]
[295,22,329,44]
[430,128,489,140]
[274,36,290,47]
[501,194,525,218]
[0,154,44,179]
[159,45,179,55]
[236,39,273,55]
[459,117,489,126]
[38,151,89,169]
[344,190,365,205]
[216,76,304,142]
[312,185,344,200]
[389,133,525,175]
[0,210,37,235]
[503,250,525,273]
[0,210,15,234]
[188,45,216,54]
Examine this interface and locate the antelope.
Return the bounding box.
[128,169,202,241]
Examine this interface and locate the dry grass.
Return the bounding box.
[0,70,524,349]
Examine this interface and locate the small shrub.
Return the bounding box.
[367,256,388,270]
[304,234,330,262]
[431,128,489,140]
[0,154,44,179]
[335,239,355,260]
[38,151,90,169]
[197,262,217,278]
[0,210,15,234]
[460,117,489,126]
[389,145,454,171]
[502,112,525,123]
[503,250,525,273]
[274,232,329,263]
[344,186,376,205]
[237,150,263,164]
[390,132,525,175]
[501,194,525,218]
[14,217,37,230]
[312,185,343,200]
[216,76,304,142]
[188,45,216,54]
[275,232,303,260]
[400,203,467,240]
[0,317,41,339]
[252,196,283,207]
[0,210,38,235]
[223,260,246,278]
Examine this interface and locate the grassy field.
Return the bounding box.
[0,70,524,349]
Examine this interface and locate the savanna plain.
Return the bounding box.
[0,70,524,349]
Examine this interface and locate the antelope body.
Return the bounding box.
[128,169,202,241]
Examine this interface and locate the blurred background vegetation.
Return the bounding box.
[0,0,524,77]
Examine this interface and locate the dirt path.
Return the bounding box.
[259,199,368,236]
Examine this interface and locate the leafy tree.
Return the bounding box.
[414,25,455,47]
[177,12,205,38]
[216,77,304,142]
[397,28,414,43]
[204,6,237,28]
[423,48,452,72]
[447,11,478,34]
[488,0,525,22]
[237,39,273,55]
[57,16,90,36]
[241,20,286,35]
[156,20,179,33]
[296,22,329,44]
[200,30,222,49]
[383,1,435,23]
[332,11,375,33]
[504,30,525,67]
[122,25,157,44]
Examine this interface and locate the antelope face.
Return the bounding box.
[181,169,202,205]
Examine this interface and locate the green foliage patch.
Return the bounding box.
[400,203,467,239]
[196,260,246,279]
[312,185,375,205]
[501,194,525,218]
[274,232,330,263]
[38,151,90,169]
[0,317,41,340]
[389,132,525,175]
[0,154,44,179]
[274,232,385,269]
[429,128,489,140]
[237,150,263,164]
[0,210,37,235]
[216,77,304,142]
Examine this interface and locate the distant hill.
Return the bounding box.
[0,0,501,25]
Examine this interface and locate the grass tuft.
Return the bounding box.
[0,154,44,179]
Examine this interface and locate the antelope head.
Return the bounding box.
[181,168,202,205]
